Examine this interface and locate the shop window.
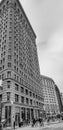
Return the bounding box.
[5,106,11,126]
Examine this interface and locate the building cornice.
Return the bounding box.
[41,75,55,83]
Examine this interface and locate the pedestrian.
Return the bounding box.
[40,118,44,127]
[32,118,36,127]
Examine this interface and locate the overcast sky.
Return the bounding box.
[20,0,63,92]
[0,0,63,92]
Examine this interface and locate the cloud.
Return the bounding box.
[19,1,63,91]
[11,0,63,92]
[21,0,63,43]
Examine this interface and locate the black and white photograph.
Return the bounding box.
[0,0,63,130]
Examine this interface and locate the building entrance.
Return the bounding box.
[27,108,30,122]
[5,106,11,126]
[31,109,34,119]
[21,108,26,121]
[15,113,20,126]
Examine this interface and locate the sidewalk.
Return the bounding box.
[4,120,63,130]
[16,120,63,130]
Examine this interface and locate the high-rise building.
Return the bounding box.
[61,93,63,107]
[0,0,44,127]
[41,75,59,115]
[55,85,63,113]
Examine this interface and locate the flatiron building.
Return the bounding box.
[0,0,44,127]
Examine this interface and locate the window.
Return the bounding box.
[36,101,38,106]
[3,58,5,62]
[8,62,11,67]
[7,81,11,88]
[2,74,4,80]
[0,95,2,101]
[15,83,19,91]
[36,95,38,99]
[14,66,16,70]
[26,98,29,105]
[4,51,6,55]
[8,48,11,53]
[15,94,19,102]
[29,91,32,97]
[25,89,28,95]
[7,92,10,101]
[17,76,19,81]
[14,74,16,80]
[0,75,1,79]
[33,93,35,98]
[21,87,24,93]
[2,65,5,69]
[8,55,12,60]
[7,71,11,78]
[17,68,18,72]
[30,99,32,105]
[21,96,24,104]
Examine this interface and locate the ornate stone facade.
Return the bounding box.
[0,0,44,127]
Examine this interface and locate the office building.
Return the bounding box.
[61,93,63,106]
[55,85,63,113]
[41,75,59,115]
[0,0,44,127]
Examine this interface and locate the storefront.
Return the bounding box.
[4,104,42,127]
[5,106,11,126]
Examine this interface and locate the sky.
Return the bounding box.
[20,0,63,92]
[0,0,63,92]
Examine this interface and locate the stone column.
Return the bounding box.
[2,106,5,120]
[34,109,36,118]
[25,108,27,120]
[11,102,15,129]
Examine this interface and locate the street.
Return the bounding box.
[15,121,63,130]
